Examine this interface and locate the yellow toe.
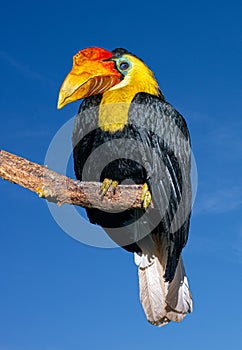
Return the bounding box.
[100,178,112,196]
[141,183,152,209]
[36,186,45,198]
[100,178,119,197]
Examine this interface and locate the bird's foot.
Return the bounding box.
[100,178,119,197]
[36,186,47,198]
[141,183,152,209]
[36,186,53,198]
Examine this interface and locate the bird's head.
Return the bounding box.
[57,47,161,109]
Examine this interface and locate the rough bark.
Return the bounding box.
[0,150,149,211]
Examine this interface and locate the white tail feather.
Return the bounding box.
[135,235,192,326]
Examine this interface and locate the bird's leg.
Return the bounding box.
[141,183,152,209]
[100,178,119,197]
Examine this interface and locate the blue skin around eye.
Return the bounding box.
[116,57,132,75]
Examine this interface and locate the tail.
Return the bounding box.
[134,235,193,326]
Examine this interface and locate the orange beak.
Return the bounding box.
[57,47,121,109]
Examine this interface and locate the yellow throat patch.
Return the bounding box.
[98,54,160,133]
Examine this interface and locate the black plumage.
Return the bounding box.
[73,92,191,282]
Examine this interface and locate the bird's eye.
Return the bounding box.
[119,61,130,71]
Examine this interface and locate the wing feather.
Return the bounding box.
[129,93,192,281]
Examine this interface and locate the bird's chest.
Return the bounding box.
[75,125,148,184]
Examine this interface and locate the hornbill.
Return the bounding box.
[58,47,193,326]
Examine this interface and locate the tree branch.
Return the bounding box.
[0,150,147,211]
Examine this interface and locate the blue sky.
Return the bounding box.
[1,0,242,349]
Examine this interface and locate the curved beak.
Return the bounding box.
[57,47,121,109]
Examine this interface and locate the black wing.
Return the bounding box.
[129,93,192,281]
[72,94,102,180]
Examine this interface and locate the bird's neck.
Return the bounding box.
[98,76,160,133]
